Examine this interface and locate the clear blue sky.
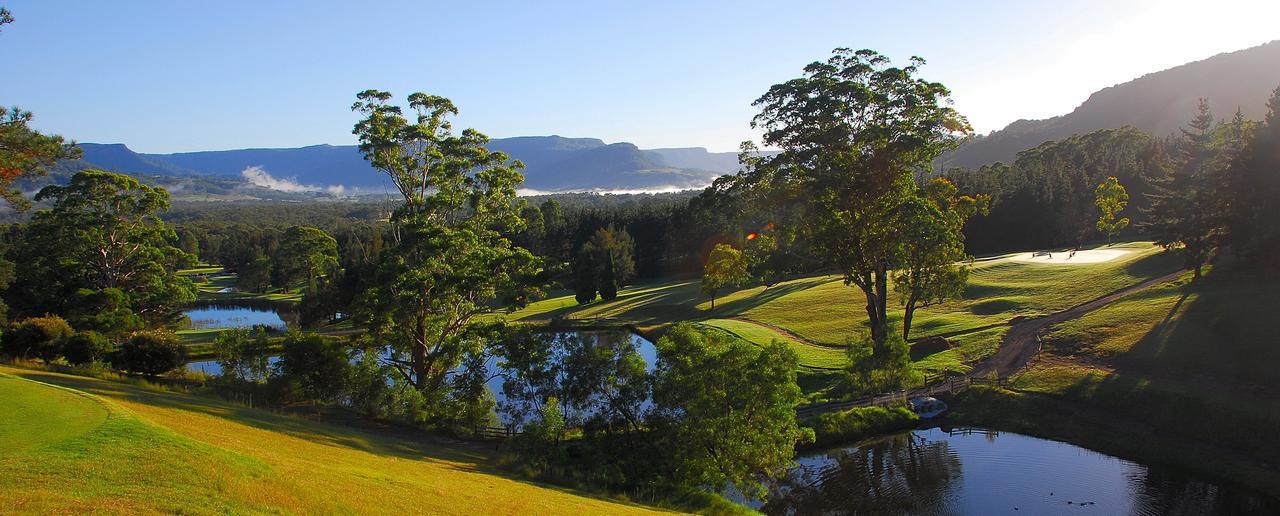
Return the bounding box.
[2,0,1277,153]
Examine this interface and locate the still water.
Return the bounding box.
[183,304,287,331]
[757,427,1278,515]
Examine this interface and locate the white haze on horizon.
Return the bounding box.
[516,185,699,197]
[241,166,347,195]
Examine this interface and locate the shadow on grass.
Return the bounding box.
[8,369,488,466]
[1122,249,1182,279]
[1123,266,1280,386]
[709,277,831,317]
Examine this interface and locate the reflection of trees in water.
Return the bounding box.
[763,432,963,515]
[1127,465,1280,516]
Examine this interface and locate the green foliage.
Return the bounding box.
[574,225,636,302]
[809,405,918,449]
[1094,176,1130,243]
[273,331,349,404]
[8,170,195,325]
[0,105,82,210]
[573,250,598,304]
[111,330,185,376]
[351,90,546,404]
[62,330,112,366]
[846,330,920,396]
[273,226,338,292]
[749,48,970,342]
[235,252,273,293]
[1,315,73,362]
[893,179,981,340]
[701,243,748,309]
[600,253,618,301]
[512,396,568,470]
[651,324,812,500]
[951,127,1164,252]
[494,329,649,432]
[66,288,144,337]
[212,326,272,382]
[1223,86,1280,267]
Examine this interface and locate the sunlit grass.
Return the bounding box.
[0,366,663,514]
[509,242,1178,371]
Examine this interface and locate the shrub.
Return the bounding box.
[111,331,186,376]
[62,331,113,365]
[212,326,271,382]
[808,405,918,449]
[273,331,349,404]
[1,315,73,362]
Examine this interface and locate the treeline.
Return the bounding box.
[948,91,1280,272]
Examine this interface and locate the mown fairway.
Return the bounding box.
[0,368,662,515]
[509,242,1180,372]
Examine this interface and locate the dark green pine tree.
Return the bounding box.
[1142,99,1221,280]
[1223,86,1280,267]
[599,253,619,301]
[573,250,597,305]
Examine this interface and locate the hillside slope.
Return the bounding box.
[0,368,660,514]
[945,40,1280,168]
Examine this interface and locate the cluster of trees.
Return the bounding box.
[493,325,810,500]
[0,314,187,376]
[690,49,987,394]
[0,170,196,334]
[571,225,635,303]
[946,127,1164,253]
[1144,92,1280,277]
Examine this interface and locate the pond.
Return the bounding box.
[752,427,1278,515]
[183,303,287,331]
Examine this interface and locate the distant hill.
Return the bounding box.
[76,143,199,177]
[944,40,1280,169]
[646,148,743,174]
[73,136,740,193]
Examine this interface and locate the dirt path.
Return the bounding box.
[798,270,1186,417]
[969,270,1184,378]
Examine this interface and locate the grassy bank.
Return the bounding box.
[951,264,1280,497]
[0,366,666,514]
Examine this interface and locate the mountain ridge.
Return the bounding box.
[943,40,1280,168]
[74,137,743,193]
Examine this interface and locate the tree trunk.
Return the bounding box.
[872,264,889,342]
[902,299,916,341]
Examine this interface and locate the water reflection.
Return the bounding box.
[763,431,961,515]
[760,427,1278,515]
[183,302,287,330]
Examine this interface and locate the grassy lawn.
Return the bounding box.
[181,266,303,303]
[0,367,663,514]
[508,242,1177,371]
[951,264,1280,497]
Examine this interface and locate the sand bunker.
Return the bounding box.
[1011,249,1131,264]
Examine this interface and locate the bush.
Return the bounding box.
[212,326,271,382]
[111,331,186,376]
[1,316,73,362]
[62,331,113,365]
[808,405,919,449]
[273,331,349,404]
